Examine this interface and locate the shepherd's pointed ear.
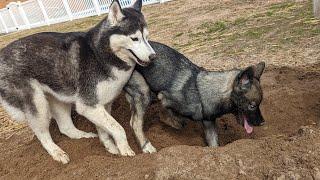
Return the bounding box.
[108,0,124,26]
[254,62,265,79]
[238,66,254,89]
[131,0,142,12]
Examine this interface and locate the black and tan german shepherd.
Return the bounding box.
[125,41,265,151]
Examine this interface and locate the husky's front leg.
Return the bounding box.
[202,120,219,147]
[76,102,135,156]
[96,104,120,155]
[47,95,97,139]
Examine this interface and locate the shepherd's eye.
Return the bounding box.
[248,102,257,111]
[131,37,139,41]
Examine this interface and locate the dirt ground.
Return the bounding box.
[0,0,319,179]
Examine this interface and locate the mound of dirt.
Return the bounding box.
[0,65,319,179]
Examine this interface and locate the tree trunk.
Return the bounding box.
[314,0,320,18]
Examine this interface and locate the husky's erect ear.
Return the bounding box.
[108,0,124,26]
[237,66,255,90]
[254,62,265,79]
[131,0,142,12]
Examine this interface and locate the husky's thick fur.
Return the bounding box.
[0,0,156,164]
[125,42,265,150]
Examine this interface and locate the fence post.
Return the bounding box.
[7,5,19,30]
[18,2,31,29]
[62,0,73,21]
[37,0,50,25]
[92,0,101,16]
[0,14,9,33]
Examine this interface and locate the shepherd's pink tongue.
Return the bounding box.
[244,118,253,134]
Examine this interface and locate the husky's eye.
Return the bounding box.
[131,37,139,41]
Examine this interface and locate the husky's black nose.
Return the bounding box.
[149,54,157,61]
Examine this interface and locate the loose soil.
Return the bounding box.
[0,0,319,179]
[0,65,319,180]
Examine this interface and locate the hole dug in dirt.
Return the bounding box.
[0,65,319,179]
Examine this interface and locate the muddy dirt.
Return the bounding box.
[0,65,319,179]
[0,0,320,179]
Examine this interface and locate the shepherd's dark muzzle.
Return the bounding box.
[247,108,265,126]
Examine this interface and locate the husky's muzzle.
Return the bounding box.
[129,49,157,66]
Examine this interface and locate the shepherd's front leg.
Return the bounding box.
[202,120,219,147]
[159,108,187,130]
[76,102,135,156]
[125,92,156,153]
[124,71,156,153]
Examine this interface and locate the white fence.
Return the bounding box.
[0,0,168,34]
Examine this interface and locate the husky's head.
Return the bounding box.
[106,0,156,66]
[231,62,265,134]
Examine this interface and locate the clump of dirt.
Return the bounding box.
[0,0,319,179]
[0,65,319,179]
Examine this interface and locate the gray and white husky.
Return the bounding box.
[0,0,156,164]
[125,42,265,150]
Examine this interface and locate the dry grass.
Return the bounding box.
[0,0,319,138]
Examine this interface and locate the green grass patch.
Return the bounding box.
[269,2,295,11]
[244,29,265,39]
[173,41,193,50]
[233,17,248,26]
[200,21,228,33]
[266,11,273,17]
[174,32,184,38]
[311,28,320,35]
[183,1,319,57]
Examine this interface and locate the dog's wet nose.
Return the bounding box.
[149,53,157,61]
[259,121,265,126]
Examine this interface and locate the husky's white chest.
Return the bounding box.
[96,67,134,105]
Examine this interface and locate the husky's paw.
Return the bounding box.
[142,143,157,153]
[106,147,120,155]
[80,132,98,139]
[64,130,97,139]
[119,146,135,156]
[51,149,70,164]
